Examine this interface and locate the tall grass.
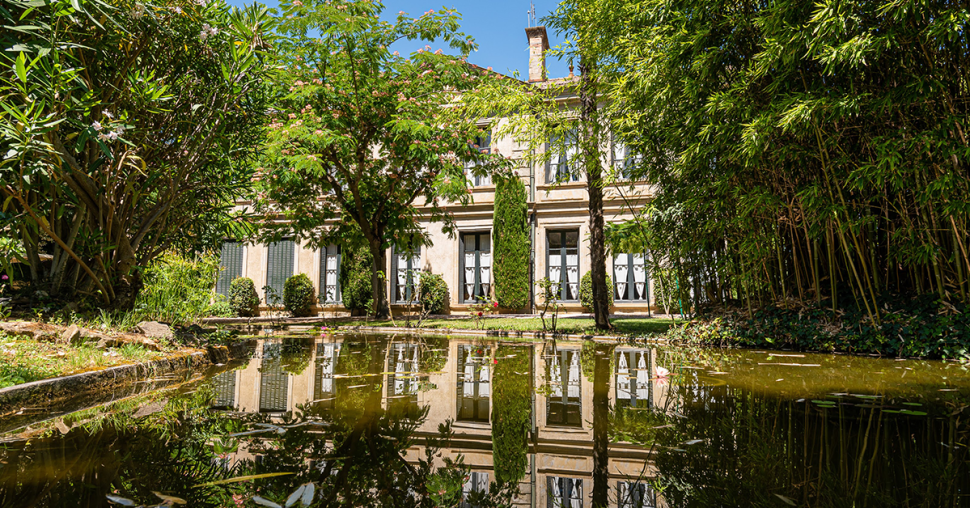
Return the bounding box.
[133,252,227,325]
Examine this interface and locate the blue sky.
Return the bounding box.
[224,0,573,79]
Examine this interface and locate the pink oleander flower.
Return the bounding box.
[655,366,670,378]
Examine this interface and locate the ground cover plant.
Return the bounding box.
[0,0,273,308]
[0,332,162,387]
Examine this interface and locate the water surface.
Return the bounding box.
[1,332,968,507]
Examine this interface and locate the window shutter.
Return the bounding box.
[216,242,243,296]
[266,240,295,298]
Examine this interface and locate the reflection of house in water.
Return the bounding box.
[211,336,667,507]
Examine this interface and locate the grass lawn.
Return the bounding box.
[0,332,164,388]
[361,316,682,336]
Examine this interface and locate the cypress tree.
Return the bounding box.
[493,174,530,310]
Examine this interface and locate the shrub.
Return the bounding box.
[418,272,449,314]
[492,175,530,310]
[283,273,315,317]
[580,270,614,311]
[340,244,373,316]
[229,277,260,317]
[135,252,221,324]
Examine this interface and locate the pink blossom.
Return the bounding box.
[655,366,670,378]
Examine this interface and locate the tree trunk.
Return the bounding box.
[579,58,612,331]
[368,237,390,319]
[591,343,611,507]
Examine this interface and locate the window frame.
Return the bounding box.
[392,241,422,304]
[545,348,582,427]
[319,244,342,305]
[460,232,492,303]
[466,128,492,187]
[546,127,583,184]
[457,344,491,423]
[265,239,296,300]
[613,252,650,302]
[216,241,245,296]
[546,230,580,302]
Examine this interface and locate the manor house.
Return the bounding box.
[216,26,655,315]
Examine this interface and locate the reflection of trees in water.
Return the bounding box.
[640,367,970,507]
[492,344,532,487]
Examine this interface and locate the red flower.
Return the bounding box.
[493,359,498,364]
[477,312,483,317]
[492,301,498,308]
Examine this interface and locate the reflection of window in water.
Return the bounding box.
[457,345,491,422]
[211,370,236,409]
[547,476,583,508]
[616,350,653,409]
[313,343,341,412]
[617,481,656,508]
[460,471,489,508]
[259,343,288,413]
[546,349,582,426]
[387,343,421,417]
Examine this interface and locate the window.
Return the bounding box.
[614,253,649,302]
[461,472,489,508]
[547,127,582,183]
[216,241,244,296]
[265,240,295,300]
[616,350,652,409]
[387,343,421,418]
[210,370,236,409]
[313,342,341,415]
[319,244,341,304]
[461,233,492,303]
[547,231,580,301]
[617,482,656,508]
[547,477,583,508]
[466,130,492,187]
[545,349,581,427]
[393,243,422,303]
[259,343,289,413]
[457,345,491,422]
[611,136,642,180]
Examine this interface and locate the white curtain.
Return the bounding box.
[394,347,406,395]
[636,351,650,402]
[464,252,476,300]
[550,354,562,397]
[325,250,339,302]
[617,352,631,401]
[614,254,629,300]
[633,254,646,300]
[567,352,580,399]
[463,348,475,397]
[480,252,491,296]
[566,254,579,300]
[549,262,562,296]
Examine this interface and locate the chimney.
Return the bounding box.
[525,26,549,82]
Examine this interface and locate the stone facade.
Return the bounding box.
[219,27,657,316]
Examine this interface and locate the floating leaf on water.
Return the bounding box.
[939,388,958,392]
[106,495,137,507]
[252,496,283,508]
[153,492,187,504]
[774,494,797,506]
[883,409,900,413]
[285,484,306,508]
[900,410,928,416]
[901,402,922,406]
[683,439,704,445]
[775,379,784,382]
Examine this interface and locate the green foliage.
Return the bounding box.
[134,252,222,325]
[418,272,448,315]
[493,175,531,310]
[283,274,315,318]
[254,2,510,318]
[491,345,531,487]
[340,245,374,316]
[229,278,260,318]
[580,270,613,311]
[0,0,274,308]
[566,0,970,324]
[673,295,970,360]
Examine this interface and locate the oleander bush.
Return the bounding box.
[229,278,260,317]
[492,175,530,310]
[419,272,449,314]
[340,244,374,316]
[283,274,315,317]
[580,270,613,311]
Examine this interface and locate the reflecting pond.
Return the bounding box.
[1,332,969,507]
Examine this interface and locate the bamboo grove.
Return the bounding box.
[591,0,970,326]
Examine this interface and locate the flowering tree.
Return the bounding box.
[0,0,273,307]
[256,0,508,318]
